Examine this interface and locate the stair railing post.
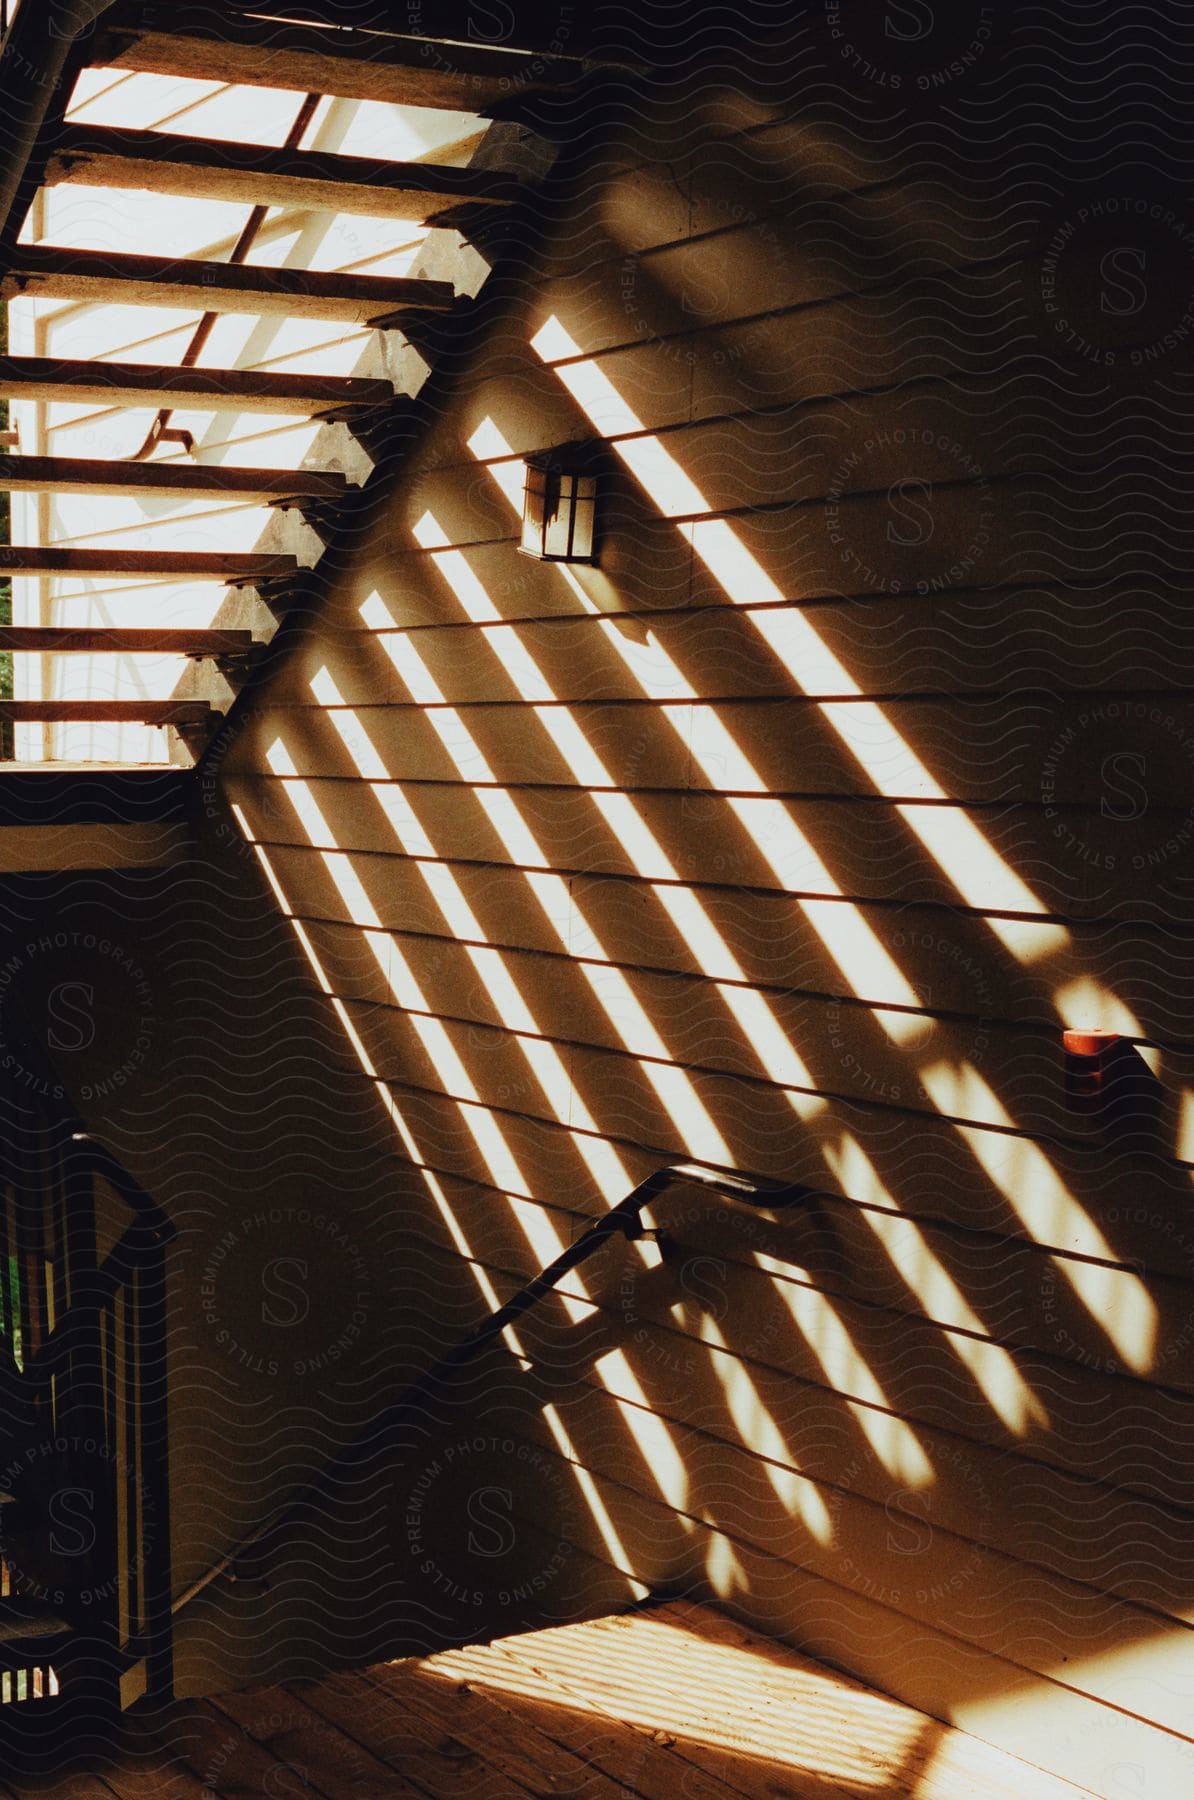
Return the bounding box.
[137,1230,173,1704]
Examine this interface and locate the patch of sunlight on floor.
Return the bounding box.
[432,1606,922,1788]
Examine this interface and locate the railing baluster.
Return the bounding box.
[1,1180,12,1352]
[11,1116,28,1371]
[138,1241,173,1704]
[50,1132,68,1406]
[63,1135,96,1307]
[102,1298,115,1455]
[121,1283,140,1646]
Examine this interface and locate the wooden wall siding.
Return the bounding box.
[214,12,1194,1794]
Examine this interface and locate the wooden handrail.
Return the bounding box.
[170,1163,809,1617]
[424,1162,807,1380]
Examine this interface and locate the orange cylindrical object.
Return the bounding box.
[1062,1029,1120,1058]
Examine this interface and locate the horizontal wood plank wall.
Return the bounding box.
[220,10,1194,1793]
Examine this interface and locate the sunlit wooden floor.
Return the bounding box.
[5,1602,1100,1799]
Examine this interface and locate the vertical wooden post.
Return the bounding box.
[138,1235,173,1704]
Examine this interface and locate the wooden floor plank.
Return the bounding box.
[1,249,455,326]
[570,1610,958,1800]
[209,1684,420,1799]
[427,1636,750,1800]
[145,1697,335,1800]
[749,1623,1099,1800]
[277,1669,529,1799]
[593,1606,1101,1800]
[46,126,522,221]
[96,1765,208,1800]
[82,1729,211,1800]
[0,356,393,417]
[0,456,349,502]
[363,1656,638,1799]
[476,1620,856,1800]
